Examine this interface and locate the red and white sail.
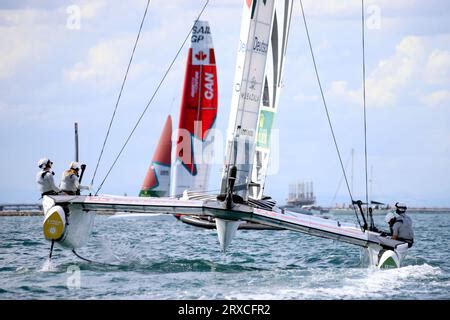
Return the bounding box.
[140,115,172,197]
[171,20,218,197]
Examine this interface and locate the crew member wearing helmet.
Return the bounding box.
[36,158,60,197]
[384,211,398,235]
[59,161,89,195]
[384,202,414,248]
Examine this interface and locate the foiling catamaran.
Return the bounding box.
[42,0,410,268]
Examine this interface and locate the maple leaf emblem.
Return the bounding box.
[195,51,207,61]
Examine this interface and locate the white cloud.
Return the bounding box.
[293,93,320,104]
[296,0,359,17]
[327,36,428,107]
[0,27,41,79]
[0,1,108,80]
[425,49,450,85]
[79,0,106,19]
[0,8,56,79]
[366,36,425,106]
[65,36,146,86]
[421,90,450,107]
[294,0,450,21]
[63,0,241,89]
[326,81,360,105]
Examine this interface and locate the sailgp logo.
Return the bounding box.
[191,24,210,43]
[253,36,268,54]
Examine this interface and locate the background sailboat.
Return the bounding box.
[140,20,218,200]
[139,115,172,197]
[171,20,218,198]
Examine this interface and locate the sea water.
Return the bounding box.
[0,212,449,299]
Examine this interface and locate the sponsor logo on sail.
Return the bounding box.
[191,24,210,43]
[191,71,199,97]
[249,76,257,90]
[237,126,254,137]
[241,91,259,103]
[204,72,214,100]
[238,40,247,53]
[253,36,268,54]
[192,25,210,35]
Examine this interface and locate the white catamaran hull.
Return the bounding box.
[43,196,95,250]
[367,243,409,269]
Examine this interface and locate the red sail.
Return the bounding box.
[140,115,172,197]
[175,20,218,177]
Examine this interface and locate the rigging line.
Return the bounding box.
[95,0,211,195]
[90,0,152,188]
[331,150,352,206]
[72,249,120,267]
[298,0,362,228]
[361,0,372,228]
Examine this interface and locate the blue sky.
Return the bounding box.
[1,0,449,207]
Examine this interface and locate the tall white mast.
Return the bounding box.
[351,148,354,197]
[216,0,278,251]
[74,122,79,162]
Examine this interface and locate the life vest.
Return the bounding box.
[40,170,55,179]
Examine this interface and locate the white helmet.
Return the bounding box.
[395,202,407,214]
[70,161,81,170]
[385,212,397,223]
[38,158,52,168]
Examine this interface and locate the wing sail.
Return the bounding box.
[221,0,276,201]
[250,0,293,199]
[172,20,218,197]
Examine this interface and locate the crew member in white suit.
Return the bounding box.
[60,161,89,195]
[36,158,59,197]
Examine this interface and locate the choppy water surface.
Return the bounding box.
[0,212,449,299]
